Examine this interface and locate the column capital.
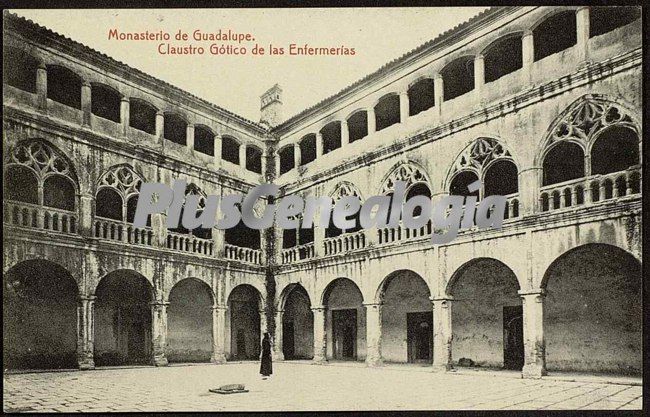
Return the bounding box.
[399,90,409,97]
[311,305,326,312]
[212,304,228,311]
[363,302,382,309]
[340,119,348,126]
[522,28,533,37]
[79,295,97,302]
[518,289,546,297]
[474,53,485,61]
[433,72,443,80]
[82,81,91,88]
[121,96,130,103]
[156,110,164,116]
[430,295,454,302]
[38,62,47,71]
[150,300,171,307]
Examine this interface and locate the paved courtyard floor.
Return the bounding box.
[2,362,643,412]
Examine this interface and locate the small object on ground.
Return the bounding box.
[458,357,475,367]
[209,383,248,394]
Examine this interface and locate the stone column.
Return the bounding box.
[434,73,444,115]
[399,91,409,123]
[275,151,282,176]
[522,30,534,84]
[273,310,285,361]
[364,303,383,367]
[518,168,542,215]
[474,54,485,103]
[211,305,227,364]
[367,107,376,135]
[151,300,169,366]
[519,289,547,378]
[155,111,164,144]
[239,143,247,168]
[314,225,326,257]
[36,63,47,110]
[312,306,327,364]
[120,97,130,136]
[213,134,222,165]
[186,124,195,150]
[432,297,453,372]
[81,82,92,126]
[576,7,590,63]
[316,132,324,157]
[341,120,349,146]
[294,143,301,168]
[79,193,94,237]
[77,295,96,370]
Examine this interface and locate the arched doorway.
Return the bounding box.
[281,285,313,360]
[378,270,432,364]
[448,258,522,370]
[543,244,641,375]
[227,284,261,360]
[167,278,214,363]
[323,278,365,361]
[94,270,153,366]
[4,260,79,370]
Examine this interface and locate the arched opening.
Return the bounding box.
[221,135,240,165]
[484,160,518,196]
[323,278,365,361]
[46,65,82,109]
[542,142,585,186]
[91,84,121,123]
[347,110,368,143]
[484,36,523,83]
[4,260,79,370]
[321,121,342,154]
[375,94,400,131]
[533,11,577,62]
[449,171,480,198]
[94,270,153,366]
[543,244,641,375]
[282,285,313,360]
[96,188,123,221]
[378,270,431,363]
[227,285,261,360]
[405,182,432,217]
[408,79,436,116]
[3,47,38,93]
[299,134,316,165]
[589,6,640,38]
[279,145,295,175]
[4,166,38,204]
[126,195,151,226]
[43,175,76,211]
[441,56,474,101]
[448,259,522,370]
[167,279,214,363]
[246,146,263,174]
[163,113,187,146]
[225,220,260,249]
[590,126,639,175]
[129,98,157,135]
[194,125,214,156]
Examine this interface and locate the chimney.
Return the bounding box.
[260,84,283,128]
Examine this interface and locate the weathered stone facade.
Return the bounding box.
[3,6,642,378]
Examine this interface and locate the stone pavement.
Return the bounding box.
[2,362,643,412]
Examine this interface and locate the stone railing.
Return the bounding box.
[377,221,432,245]
[503,193,520,220]
[4,200,78,235]
[281,242,315,264]
[323,229,367,256]
[224,244,263,265]
[94,217,154,246]
[540,167,641,212]
[166,231,214,256]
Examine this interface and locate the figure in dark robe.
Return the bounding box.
[260,332,273,379]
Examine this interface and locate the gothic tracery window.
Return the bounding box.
[326,181,363,238]
[96,165,148,225]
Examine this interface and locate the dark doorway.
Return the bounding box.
[235,331,247,359]
[283,321,295,359]
[407,312,433,363]
[332,309,357,360]
[503,305,524,370]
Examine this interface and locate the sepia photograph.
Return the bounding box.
[2,3,644,414]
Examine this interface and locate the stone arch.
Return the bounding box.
[328,180,364,201]
[531,8,578,62]
[226,284,263,360]
[321,277,366,361]
[4,46,40,93]
[46,64,82,109]
[90,82,122,123]
[129,97,158,135]
[5,138,79,187]
[320,277,364,308]
[278,282,312,310]
[378,160,431,196]
[480,32,524,83]
[221,134,241,165]
[96,164,147,224]
[278,283,314,360]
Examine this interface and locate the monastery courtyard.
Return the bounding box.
[3,362,642,412]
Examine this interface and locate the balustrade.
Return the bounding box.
[281,242,315,264]
[4,201,78,235]
[224,244,262,265]
[323,230,367,256]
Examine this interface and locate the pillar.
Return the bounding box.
[519,289,547,378]
[314,224,326,257]
[434,73,444,115]
[79,193,94,237]
[120,97,130,136]
[399,91,409,123]
[576,7,590,63]
[367,107,376,135]
[211,305,227,364]
[36,63,47,110]
[77,295,96,370]
[432,297,453,371]
[316,132,324,157]
[275,150,282,176]
[312,306,327,363]
[294,143,301,168]
[518,167,542,215]
[81,82,91,126]
[155,111,164,144]
[213,134,222,165]
[151,300,169,366]
[186,124,195,150]
[474,54,485,103]
[273,310,285,361]
[522,30,534,84]
[341,120,349,146]
[364,303,383,367]
[238,143,246,169]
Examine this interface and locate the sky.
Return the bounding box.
[11,8,488,122]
